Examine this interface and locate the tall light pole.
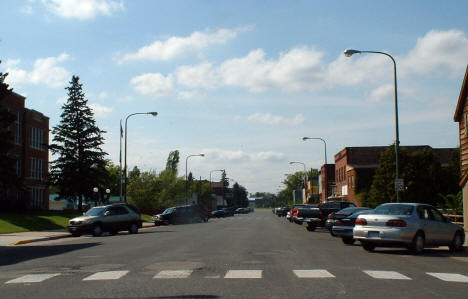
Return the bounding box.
[124,112,158,203]
[344,49,400,202]
[302,137,327,201]
[185,153,205,205]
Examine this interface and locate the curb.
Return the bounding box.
[10,222,155,246]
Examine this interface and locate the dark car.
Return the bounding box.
[68,203,142,237]
[325,207,371,231]
[235,207,249,214]
[331,209,374,244]
[304,201,357,231]
[276,206,291,217]
[212,209,226,218]
[152,205,209,225]
[221,207,235,217]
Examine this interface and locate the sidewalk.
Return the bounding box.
[0,222,155,246]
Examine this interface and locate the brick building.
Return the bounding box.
[334,146,456,206]
[453,64,468,244]
[2,91,49,210]
[318,164,336,203]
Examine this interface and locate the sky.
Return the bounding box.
[2,0,468,194]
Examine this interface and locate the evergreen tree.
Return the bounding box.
[0,61,22,207]
[50,76,108,211]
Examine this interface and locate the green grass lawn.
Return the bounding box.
[0,211,81,234]
[141,214,152,223]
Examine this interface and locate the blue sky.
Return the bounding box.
[2,0,468,194]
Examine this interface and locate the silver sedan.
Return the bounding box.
[353,203,465,253]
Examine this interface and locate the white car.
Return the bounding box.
[353,203,464,253]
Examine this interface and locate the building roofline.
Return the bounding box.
[454,64,468,122]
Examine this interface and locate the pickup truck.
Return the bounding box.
[303,201,356,231]
[292,205,319,224]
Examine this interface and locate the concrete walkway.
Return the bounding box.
[0,222,155,246]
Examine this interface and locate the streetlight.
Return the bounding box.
[123,112,158,203]
[344,49,400,202]
[185,153,205,205]
[93,187,99,206]
[105,188,110,203]
[302,137,327,201]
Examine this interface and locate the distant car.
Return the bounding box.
[304,201,356,231]
[152,205,209,225]
[212,209,226,218]
[222,207,235,217]
[331,209,374,244]
[325,207,371,232]
[235,207,249,214]
[68,203,142,237]
[276,206,291,217]
[353,203,465,253]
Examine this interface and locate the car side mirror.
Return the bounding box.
[104,211,110,216]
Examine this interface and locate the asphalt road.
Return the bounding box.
[0,209,467,299]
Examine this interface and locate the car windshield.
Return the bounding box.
[337,207,359,214]
[373,204,414,216]
[84,207,105,216]
[162,208,174,214]
[349,210,374,218]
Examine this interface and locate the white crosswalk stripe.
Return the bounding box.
[427,272,468,283]
[293,270,335,278]
[83,270,129,281]
[153,270,193,279]
[5,273,60,284]
[224,270,262,279]
[363,270,411,280]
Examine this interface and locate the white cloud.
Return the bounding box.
[4,53,70,88]
[368,84,415,102]
[400,29,468,77]
[176,63,219,89]
[98,91,108,99]
[20,5,34,15]
[202,148,286,163]
[120,27,248,63]
[56,96,67,104]
[177,91,200,100]
[90,103,113,118]
[247,112,305,126]
[130,73,174,98]
[42,0,124,20]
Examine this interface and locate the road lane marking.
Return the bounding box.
[293,270,335,278]
[6,274,60,284]
[363,270,411,280]
[224,270,262,279]
[83,270,129,281]
[153,270,193,279]
[427,272,468,283]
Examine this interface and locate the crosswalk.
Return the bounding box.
[4,269,468,284]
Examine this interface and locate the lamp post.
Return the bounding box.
[185,153,205,205]
[105,188,110,204]
[302,137,327,201]
[123,112,158,203]
[344,49,400,202]
[93,187,99,206]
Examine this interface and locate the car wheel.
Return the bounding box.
[362,242,375,252]
[129,223,138,234]
[203,216,209,222]
[342,237,355,245]
[410,232,425,254]
[449,231,464,252]
[92,224,102,237]
[306,224,316,231]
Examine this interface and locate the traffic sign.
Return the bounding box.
[394,179,404,192]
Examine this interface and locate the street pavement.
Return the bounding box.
[0,209,467,298]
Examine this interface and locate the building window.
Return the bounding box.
[30,186,46,209]
[15,111,22,145]
[16,158,22,177]
[30,127,46,151]
[30,158,44,180]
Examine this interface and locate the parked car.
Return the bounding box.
[152,205,209,225]
[325,207,371,231]
[276,206,291,217]
[353,203,465,253]
[287,204,307,222]
[235,207,249,214]
[293,205,318,224]
[68,203,142,237]
[304,201,356,231]
[331,209,374,244]
[222,207,235,217]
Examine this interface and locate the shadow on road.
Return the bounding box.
[366,248,468,258]
[0,242,100,266]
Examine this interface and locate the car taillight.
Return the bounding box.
[386,219,407,227]
[355,218,367,225]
